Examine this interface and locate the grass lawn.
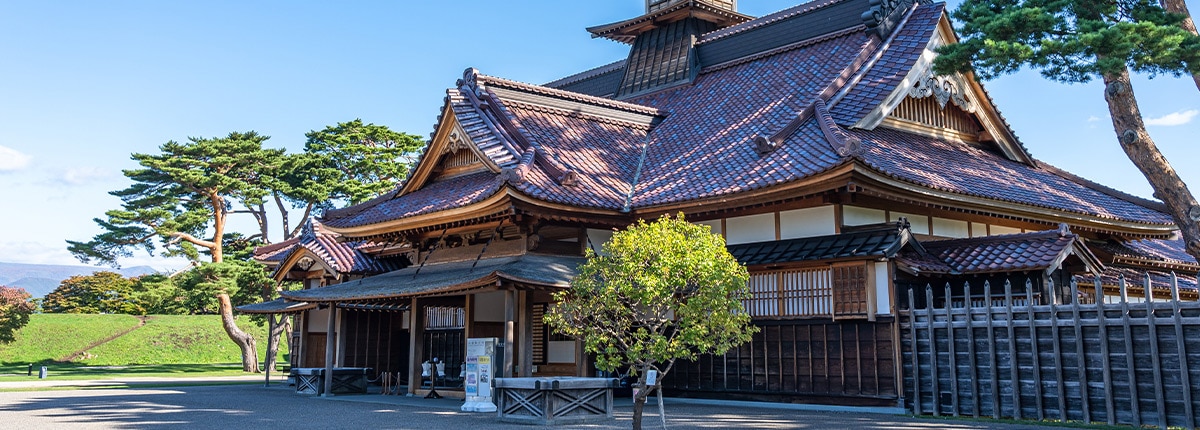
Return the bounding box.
[0,314,287,381]
[80,315,282,366]
[0,314,143,365]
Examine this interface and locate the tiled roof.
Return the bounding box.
[1075,267,1199,293]
[920,230,1083,275]
[320,1,1175,235]
[323,171,503,229]
[252,220,401,276]
[496,101,648,210]
[829,3,941,125]
[280,254,583,302]
[854,128,1175,225]
[727,222,910,266]
[628,31,870,207]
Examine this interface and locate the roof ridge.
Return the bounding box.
[502,98,655,130]
[468,69,666,117]
[544,59,627,88]
[700,25,866,74]
[921,229,1069,248]
[587,0,754,43]
[698,0,849,44]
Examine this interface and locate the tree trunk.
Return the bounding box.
[264,313,289,374]
[1102,68,1200,263]
[632,368,649,430]
[217,293,259,372]
[1161,0,1200,91]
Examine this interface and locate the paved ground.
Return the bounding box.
[0,379,1086,429]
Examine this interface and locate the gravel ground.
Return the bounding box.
[0,383,1086,429]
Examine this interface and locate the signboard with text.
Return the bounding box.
[461,337,498,412]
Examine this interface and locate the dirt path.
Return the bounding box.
[57,316,149,362]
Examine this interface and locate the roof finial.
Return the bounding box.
[1058,222,1071,237]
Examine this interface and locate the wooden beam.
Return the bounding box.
[504,289,516,378]
[408,297,423,396]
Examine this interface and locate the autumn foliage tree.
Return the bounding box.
[0,286,35,344]
[936,0,1200,263]
[545,215,756,430]
[42,272,138,314]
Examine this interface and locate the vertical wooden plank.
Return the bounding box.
[792,324,799,395]
[1171,273,1195,429]
[1071,278,1091,423]
[1026,280,1045,421]
[778,325,785,393]
[965,282,980,418]
[927,285,940,417]
[324,305,338,397]
[986,280,1000,420]
[1120,275,1141,427]
[504,289,516,378]
[1096,274,1116,425]
[1005,280,1022,420]
[909,287,922,415]
[855,324,864,394]
[808,324,815,393]
[945,283,960,416]
[1143,275,1166,429]
[1049,278,1067,422]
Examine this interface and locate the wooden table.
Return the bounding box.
[292,368,369,395]
[495,377,617,425]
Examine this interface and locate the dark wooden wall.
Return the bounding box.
[342,310,408,381]
[663,318,898,406]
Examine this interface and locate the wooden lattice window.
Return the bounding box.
[832,263,869,319]
[532,304,545,364]
[744,267,833,318]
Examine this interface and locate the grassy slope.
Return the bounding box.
[0,314,284,367]
[81,315,282,365]
[0,314,143,364]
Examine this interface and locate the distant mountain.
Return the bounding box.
[0,262,160,298]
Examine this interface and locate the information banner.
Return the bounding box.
[461,337,498,412]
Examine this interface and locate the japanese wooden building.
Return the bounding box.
[240,0,1199,406]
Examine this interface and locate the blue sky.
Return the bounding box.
[1,0,1198,271]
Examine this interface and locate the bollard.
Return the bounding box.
[27,364,32,376]
[38,366,47,379]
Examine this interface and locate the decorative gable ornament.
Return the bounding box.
[908,70,975,113]
[861,0,917,38]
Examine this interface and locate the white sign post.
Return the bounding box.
[462,337,498,412]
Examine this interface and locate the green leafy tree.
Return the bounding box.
[545,214,756,430]
[42,272,139,314]
[936,0,1200,263]
[301,119,424,205]
[129,274,186,315]
[0,286,35,344]
[67,131,284,265]
[173,260,274,372]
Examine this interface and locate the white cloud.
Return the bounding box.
[0,240,188,272]
[60,166,114,185]
[1087,115,1101,122]
[0,145,32,171]
[1145,109,1199,127]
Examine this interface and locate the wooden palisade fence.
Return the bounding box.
[901,274,1200,428]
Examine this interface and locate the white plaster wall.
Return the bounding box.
[695,219,723,237]
[893,212,930,235]
[547,341,576,363]
[875,261,891,315]
[971,222,988,237]
[474,291,506,322]
[779,206,836,239]
[843,206,886,226]
[307,308,329,332]
[586,229,615,255]
[932,218,969,238]
[725,213,776,245]
[991,225,1022,236]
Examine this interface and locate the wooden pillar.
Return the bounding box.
[520,291,534,377]
[504,289,516,378]
[322,304,338,397]
[335,306,346,367]
[295,311,306,368]
[408,297,423,395]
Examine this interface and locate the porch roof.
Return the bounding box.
[235,299,316,314]
[726,222,913,266]
[279,253,584,302]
